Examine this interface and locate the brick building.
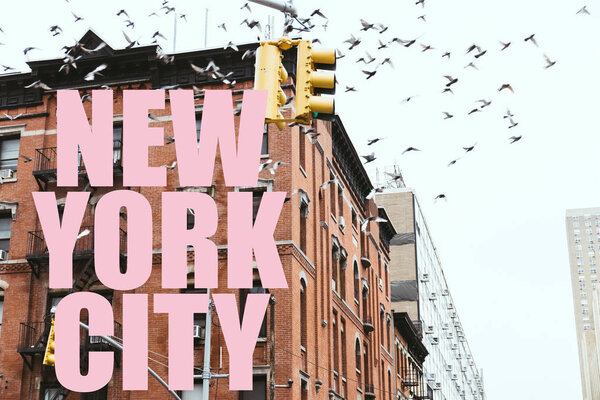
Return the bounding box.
[0,30,425,400]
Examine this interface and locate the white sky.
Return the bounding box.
[2,0,596,398]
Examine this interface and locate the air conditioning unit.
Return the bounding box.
[434,382,441,390]
[429,292,437,300]
[442,289,449,296]
[469,360,474,366]
[442,322,449,330]
[193,325,205,339]
[448,302,454,309]
[430,336,439,345]
[451,343,458,350]
[447,332,454,339]
[427,373,436,381]
[450,311,457,318]
[0,169,13,179]
[425,325,434,334]
[451,374,458,381]
[379,278,383,290]
[0,249,8,261]
[461,366,467,372]
[339,216,346,230]
[420,273,429,282]
[445,364,452,371]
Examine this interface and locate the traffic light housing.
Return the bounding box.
[43,318,56,366]
[295,41,336,125]
[254,40,290,130]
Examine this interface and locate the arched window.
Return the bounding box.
[353,262,360,300]
[355,339,361,374]
[300,279,307,349]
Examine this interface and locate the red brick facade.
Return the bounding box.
[0,31,423,400]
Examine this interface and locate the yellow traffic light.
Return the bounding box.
[254,42,289,130]
[295,41,336,125]
[43,319,56,366]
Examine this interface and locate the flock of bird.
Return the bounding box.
[0,1,591,208]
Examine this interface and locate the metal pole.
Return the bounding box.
[78,322,182,400]
[247,0,297,16]
[247,0,297,36]
[201,288,212,400]
[173,12,177,52]
[204,8,209,48]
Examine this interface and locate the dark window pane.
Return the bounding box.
[239,375,267,400]
[261,124,268,155]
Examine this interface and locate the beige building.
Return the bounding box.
[566,208,600,400]
[377,189,485,400]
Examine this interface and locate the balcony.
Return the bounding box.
[26,226,127,278]
[17,319,123,370]
[364,383,376,399]
[17,320,50,370]
[363,316,374,334]
[32,142,122,190]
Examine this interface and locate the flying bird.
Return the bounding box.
[434,194,447,201]
[507,118,519,128]
[467,108,480,115]
[25,80,52,90]
[84,64,107,81]
[416,0,425,7]
[420,43,434,52]
[366,186,385,200]
[509,135,522,144]
[498,83,514,93]
[466,44,480,54]
[577,6,590,14]
[418,15,426,21]
[164,135,175,144]
[23,47,39,55]
[361,216,387,233]
[224,41,239,51]
[311,9,327,19]
[345,86,357,93]
[161,161,177,170]
[344,34,361,50]
[3,113,23,120]
[402,147,420,154]
[544,54,557,69]
[321,178,339,190]
[463,144,476,153]
[524,34,538,47]
[362,69,377,79]
[503,108,515,119]
[474,50,487,58]
[464,62,478,70]
[217,23,227,32]
[499,41,511,51]
[442,112,453,119]
[477,99,492,108]
[240,2,252,12]
[361,153,376,163]
[77,229,91,240]
[71,11,84,22]
[116,9,129,18]
[448,159,458,167]
[360,19,375,31]
[442,52,451,59]
[49,25,63,36]
[20,155,32,163]
[241,49,256,60]
[367,138,383,146]
[443,75,458,87]
[266,161,287,175]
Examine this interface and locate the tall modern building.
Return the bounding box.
[377,189,486,400]
[566,208,600,400]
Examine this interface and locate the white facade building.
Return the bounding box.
[378,189,485,400]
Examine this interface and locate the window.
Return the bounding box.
[261,124,268,155]
[581,291,587,297]
[584,323,591,330]
[329,171,336,216]
[338,186,344,219]
[44,388,67,400]
[355,339,361,373]
[182,284,207,344]
[240,279,267,338]
[300,279,307,349]
[196,113,202,144]
[380,311,385,348]
[0,295,3,337]
[0,214,11,252]
[239,375,267,400]
[354,263,360,300]
[386,317,391,350]
[339,250,347,300]
[385,266,389,298]
[573,221,580,227]
[0,135,19,171]
[352,208,358,231]
[239,187,268,223]
[333,311,339,373]
[299,190,309,254]
[341,318,347,377]
[113,125,122,165]
[388,370,392,400]
[576,244,583,250]
[299,128,305,170]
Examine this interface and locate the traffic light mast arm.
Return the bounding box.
[247,0,298,17]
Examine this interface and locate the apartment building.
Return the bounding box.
[0,30,417,400]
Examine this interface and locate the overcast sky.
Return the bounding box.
[2,0,597,398]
